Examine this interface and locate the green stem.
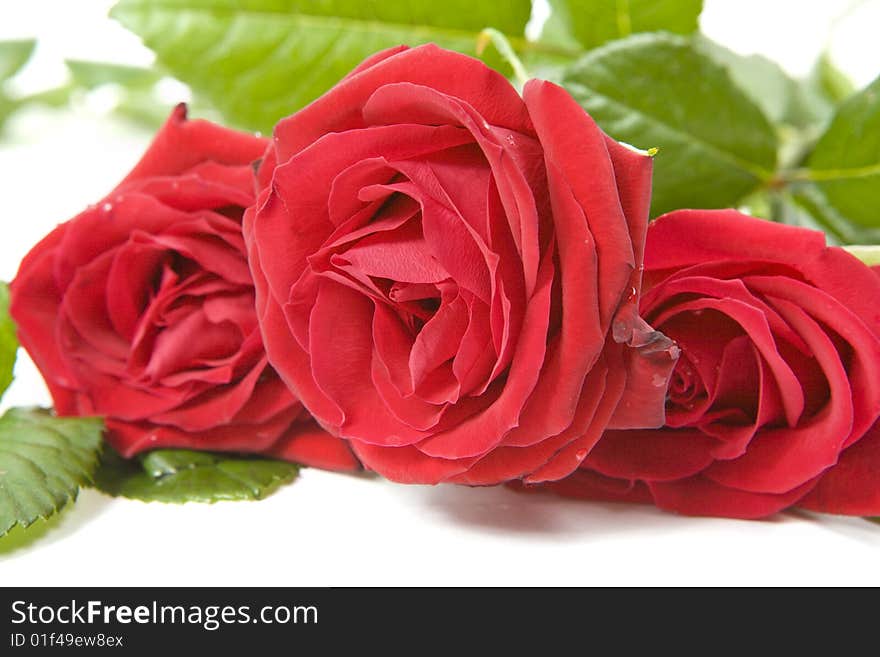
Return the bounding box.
[510,37,583,60]
[775,163,880,185]
[478,28,532,86]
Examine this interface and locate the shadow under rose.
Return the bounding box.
[409,481,773,538]
[785,508,880,545]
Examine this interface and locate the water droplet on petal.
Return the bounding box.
[575,449,588,461]
[101,202,113,213]
[652,373,667,387]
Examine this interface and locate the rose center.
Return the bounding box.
[127,249,249,385]
[667,356,704,411]
[295,145,505,401]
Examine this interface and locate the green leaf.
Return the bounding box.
[697,46,826,170]
[477,28,530,86]
[114,93,179,129]
[1,85,80,135]
[111,0,532,132]
[0,512,65,554]
[0,408,104,536]
[736,189,774,220]
[697,38,839,135]
[0,40,36,82]
[65,59,163,89]
[0,94,16,129]
[537,2,583,51]
[0,283,17,398]
[782,55,855,133]
[815,53,855,105]
[694,41,861,181]
[93,448,299,503]
[65,61,196,130]
[806,76,880,230]
[562,33,777,217]
[547,0,702,50]
[696,37,801,127]
[787,182,880,245]
[769,189,841,243]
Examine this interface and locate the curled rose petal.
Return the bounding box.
[540,210,880,518]
[11,106,359,474]
[798,420,880,515]
[246,45,673,485]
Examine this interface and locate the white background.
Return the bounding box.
[1,0,879,586]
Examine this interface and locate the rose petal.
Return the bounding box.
[411,243,554,460]
[605,305,679,430]
[246,201,344,426]
[350,440,474,484]
[798,420,880,515]
[451,354,612,485]
[309,279,429,446]
[584,428,717,481]
[704,297,853,493]
[337,217,450,284]
[362,83,542,298]
[105,404,299,456]
[745,274,880,446]
[652,295,804,426]
[541,469,653,505]
[646,209,826,273]
[272,44,534,163]
[649,475,816,519]
[524,79,636,329]
[59,253,130,363]
[121,165,255,212]
[8,223,80,411]
[265,421,362,472]
[116,103,266,187]
[150,358,281,431]
[409,294,468,387]
[252,124,473,306]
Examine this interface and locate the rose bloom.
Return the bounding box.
[544,210,880,518]
[10,105,358,472]
[245,45,678,485]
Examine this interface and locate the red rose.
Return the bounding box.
[10,105,359,473]
[245,45,678,485]
[545,210,880,518]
